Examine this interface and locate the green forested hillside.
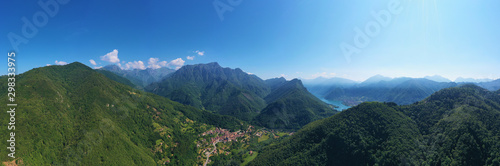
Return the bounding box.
[264,77,287,91]
[250,85,500,165]
[95,69,137,88]
[0,62,244,165]
[146,63,337,129]
[254,79,337,129]
[145,62,270,121]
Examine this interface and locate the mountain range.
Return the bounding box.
[1,62,500,165]
[424,75,453,82]
[304,75,500,106]
[0,62,245,165]
[455,77,494,83]
[99,65,175,89]
[144,62,337,129]
[250,84,500,165]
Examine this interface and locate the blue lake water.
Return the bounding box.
[312,93,351,111]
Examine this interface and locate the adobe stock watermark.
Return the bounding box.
[7,52,17,159]
[7,0,70,51]
[213,0,243,21]
[340,0,411,63]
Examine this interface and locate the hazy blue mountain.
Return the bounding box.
[384,78,457,104]
[455,77,494,83]
[302,77,358,97]
[360,74,393,85]
[361,77,413,88]
[100,65,175,88]
[323,78,457,105]
[424,75,452,82]
[304,75,500,107]
[302,77,358,86]
[476,78,500,91]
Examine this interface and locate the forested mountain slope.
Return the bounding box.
[250,85,500,165]
[0,62,244,165]
[145,62,270,121]
[99,64,174,89]
[254,79,337,129]
[146,63,337,128]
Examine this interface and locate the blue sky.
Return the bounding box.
[2,0,499,81]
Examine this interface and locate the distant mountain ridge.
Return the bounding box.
[455,77,494,83]
[304,75,500,106]
[424,75,452,82]
[362,74,392,84]
[99,65,175,88]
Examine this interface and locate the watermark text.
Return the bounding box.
[7,51,17,158]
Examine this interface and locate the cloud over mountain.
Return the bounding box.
[101,49,120,63]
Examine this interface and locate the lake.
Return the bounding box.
[312,93,351,111]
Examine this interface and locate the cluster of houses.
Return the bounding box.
[201,127,251,144]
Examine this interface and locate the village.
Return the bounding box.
[196,125,294,165]
[202,126,251,144]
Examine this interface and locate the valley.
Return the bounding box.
[3,1,499,165]
[311,93,351,111]
[1,62,499,165]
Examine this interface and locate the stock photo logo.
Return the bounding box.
[8,0,70,51]
[340,0,408,63]
[213,0,243,21]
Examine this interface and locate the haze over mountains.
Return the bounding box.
[455,77,494,83]
[98,62,500,109]
[424,75,452,82]
[303,75,500,106]
[99,65,175,89]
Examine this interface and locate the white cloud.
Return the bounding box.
[147,58,168,69]
[187,56,195,60]
[89,59,97,66]
[167,58,185,70]
[94,66,103,69]
[46,64,51,66]
[124,61,146,70]
[100,49,120,63]
[280,74,288,78]
[194,50,205,56]
[55,60,68,65]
